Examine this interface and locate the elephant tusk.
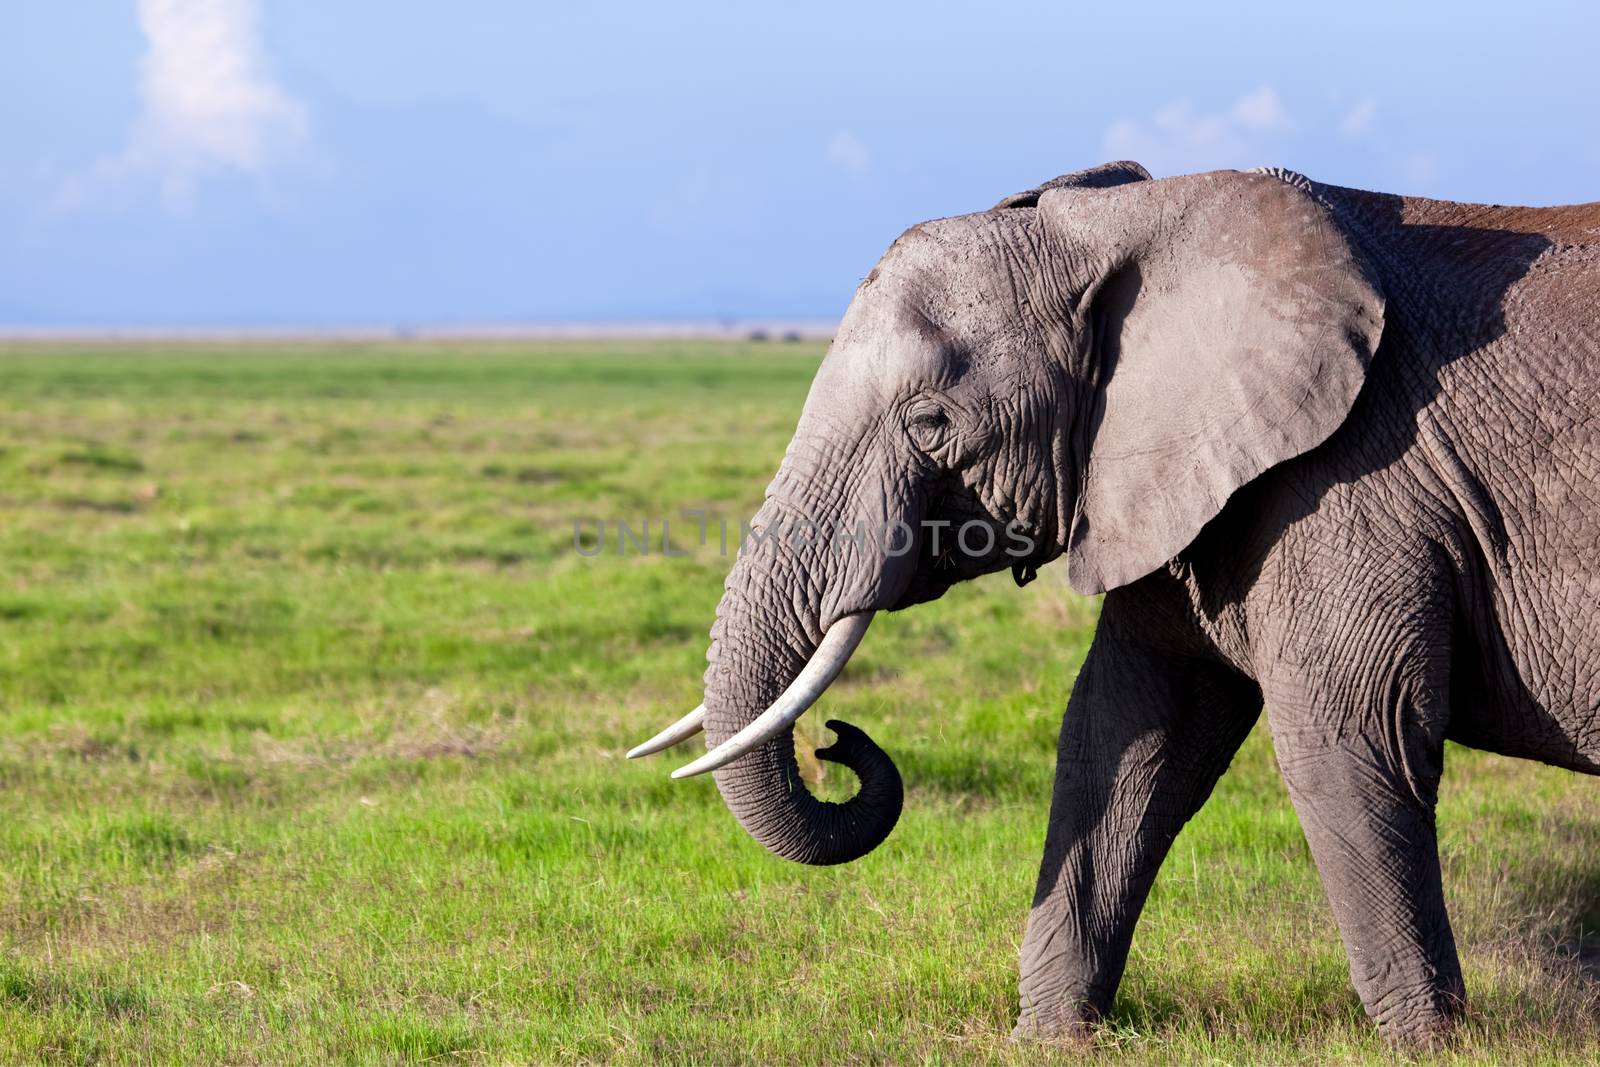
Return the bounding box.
[626,705,706,759]
[671,612,875,779]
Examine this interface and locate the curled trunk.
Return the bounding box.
[701,549,902,865]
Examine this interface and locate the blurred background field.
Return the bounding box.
[0,342,1596,1063]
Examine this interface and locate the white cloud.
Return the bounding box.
[60,0,307,208]
[1232,85,1291,131]
[1102,87,1293,176]
[825,132,871,177]
[1338,97,1378,138]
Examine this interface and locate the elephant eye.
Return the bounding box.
[907,407,950,450]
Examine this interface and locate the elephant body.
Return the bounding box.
[1020,179,1600,1041]
[632,163,1600,1044]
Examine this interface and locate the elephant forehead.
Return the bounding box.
[824,295,972,396]
[874,218,1042,321]
[827,227,1043,390]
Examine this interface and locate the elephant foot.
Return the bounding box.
[1377,1001,1464,1052]
[1010,1003,1101,1047]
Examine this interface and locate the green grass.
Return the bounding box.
[0,340,1595,1064]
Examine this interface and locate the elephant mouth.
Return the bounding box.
[891,491,1036,609]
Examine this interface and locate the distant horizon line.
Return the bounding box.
[0,321,840,344]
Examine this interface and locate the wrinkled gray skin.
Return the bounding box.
[693,161,1600,1044]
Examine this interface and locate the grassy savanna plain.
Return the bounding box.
[0,341,1595,1065]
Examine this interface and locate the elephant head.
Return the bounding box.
[631,162,1385,865]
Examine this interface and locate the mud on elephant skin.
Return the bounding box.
[628,160,1599,1046]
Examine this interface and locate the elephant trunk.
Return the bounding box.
[698,525,902,865]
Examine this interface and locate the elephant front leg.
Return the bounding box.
[1266,670,1463,1045]
[1014,613,1260,1041]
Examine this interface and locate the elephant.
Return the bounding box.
[627,160,1600,1044]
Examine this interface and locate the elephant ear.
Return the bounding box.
[1038,170,1385,595]
[993,160,1151,209]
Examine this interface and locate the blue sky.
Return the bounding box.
[3,1,1596,326]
